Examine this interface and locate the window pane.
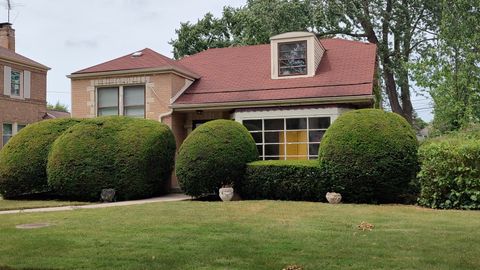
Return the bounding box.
[98,107,118,116]
[2,124,12,146]
[265,144,284,156]
[286,143,308,156]
[98,87,118,108]
[264,119,284,130]
[265,131,283,143]
[309,130,325,143]
[309,117,330,129]
[250,132,262,143]
[243,120,262,131]
[256,145,263,157]
[11,71,20,96]
[124,86,145,106]
[286,131,308,143]
[309,143,320,156]
[278,41,307,76]
[124,106,145,118]
[286,118,307,130]
[17,125,26,132]
[3,124,12,135]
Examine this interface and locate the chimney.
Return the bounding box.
[0,23,15,51]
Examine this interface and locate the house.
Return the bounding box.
[69,32,376,189]
[0,23,50,149]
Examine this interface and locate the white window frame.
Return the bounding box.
[10,69,22,97]
[242,116,330,160]
[234,107,352,160]
[1,122,26,148]
[95,84,145,118]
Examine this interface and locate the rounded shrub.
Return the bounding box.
[0,118,81,198]
[47,116,176,201]
[318,109,419,203]
[175,119,258,197]
[418,134,480,209]
[240,160,327,201]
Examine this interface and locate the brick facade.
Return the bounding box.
[0,62,48,149]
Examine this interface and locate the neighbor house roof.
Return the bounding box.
[70,48,199,79]
[0,46,50,70]
[43,110,71,119]
[172,38,376,107]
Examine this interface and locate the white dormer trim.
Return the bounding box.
[270,31,325,80]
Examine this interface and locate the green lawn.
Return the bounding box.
[0,201,479,270]
[0,198,89,211]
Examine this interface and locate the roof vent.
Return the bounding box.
[131,51,143,57]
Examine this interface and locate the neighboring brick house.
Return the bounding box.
[0,23,49,149]
[70,31,376,189]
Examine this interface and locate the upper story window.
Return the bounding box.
[278,41,307,76]
[10,70,21,96]
[97,85,145,118]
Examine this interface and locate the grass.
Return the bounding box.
[0,201,479,270]
[0,198,89,211]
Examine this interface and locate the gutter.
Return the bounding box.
[170,95,375,111]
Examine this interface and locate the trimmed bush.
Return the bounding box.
[0,118,81,198]
[319,109,419,203]
[47,116,176,201]
[176,119,258,197]
[240,160,327,201]
[418,135,480,209]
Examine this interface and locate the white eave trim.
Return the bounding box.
[170,79,195,104]
[171,95,375,111]
[67,66,200,80]
[0,57,50,71]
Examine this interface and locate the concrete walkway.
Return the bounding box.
[0,193,191,215]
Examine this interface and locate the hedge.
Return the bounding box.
[0,118,81,198]
[319,109,419,203]
[47,116,176,201]
[418,135,480,209]
[240,160,327,201]
[175,119,258,197]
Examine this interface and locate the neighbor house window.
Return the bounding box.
[278,41,307,76]
[243,117,330,160]
[17,124,26,132]
[11,70,21,96]
[2,123,12,146]
[123,85,145,118]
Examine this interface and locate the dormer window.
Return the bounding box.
[278,41,307,76]
[270,32,325,79]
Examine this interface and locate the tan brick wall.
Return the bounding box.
[71,73,181,121]
[0,60,47,148]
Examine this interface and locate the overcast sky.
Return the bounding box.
[7,0,432,121]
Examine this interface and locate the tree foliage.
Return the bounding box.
[413,0,480,133]
[47,101,69,113]
[170,0,440,123]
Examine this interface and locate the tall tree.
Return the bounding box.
[170,0,440,123]
[412,0,480,132]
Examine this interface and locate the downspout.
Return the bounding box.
[159,109,173,123]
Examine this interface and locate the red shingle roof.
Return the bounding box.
[71,48,198,77]
[0,46,49,70]
[173,38,376,106]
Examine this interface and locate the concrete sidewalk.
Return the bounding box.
[0,193,191,215]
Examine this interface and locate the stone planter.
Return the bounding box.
[219,187,234,202]
[326,192,342,204]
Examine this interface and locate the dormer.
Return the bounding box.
[270,31,325,79]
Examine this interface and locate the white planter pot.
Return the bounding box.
[326,192,342,204]
[219,187,234,202]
